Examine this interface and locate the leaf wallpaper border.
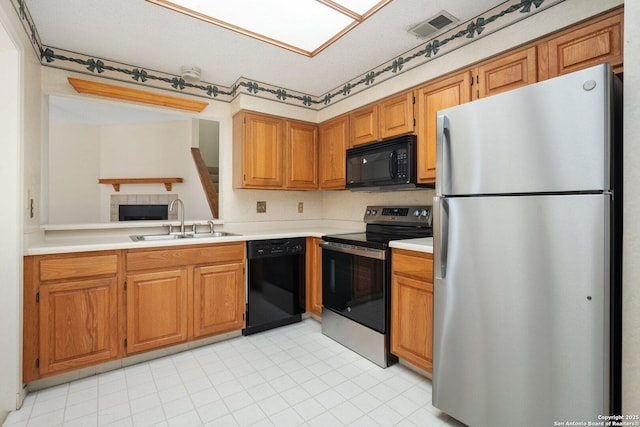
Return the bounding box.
[11,0,564,111]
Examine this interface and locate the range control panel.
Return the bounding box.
[364,205,432,226]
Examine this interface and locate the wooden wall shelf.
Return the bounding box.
[98,178,183,192]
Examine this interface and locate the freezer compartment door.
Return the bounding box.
[433,194,610,427]
[436,64,613,196]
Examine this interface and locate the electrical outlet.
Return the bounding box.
[256,201,267,213]
[298,202,304,213]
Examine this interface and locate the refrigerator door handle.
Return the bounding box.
[433,196,449,279]
[435,113,450,195]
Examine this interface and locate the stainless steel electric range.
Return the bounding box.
[320,205,433,367]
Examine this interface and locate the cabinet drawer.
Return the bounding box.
[126,242,245,272]
[391,249,433,282]
[39,253,118,281]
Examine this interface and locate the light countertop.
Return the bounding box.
[389,237,434,253]
[26,220,434,255]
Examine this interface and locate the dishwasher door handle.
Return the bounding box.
[319,241,387,260]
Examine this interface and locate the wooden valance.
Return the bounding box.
[68,78,208,112]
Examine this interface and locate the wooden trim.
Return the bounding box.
[68,78,208,112]
[146,0,392,58]
[98,177,183,192]
[190,148,219,218]
[23,257,40,383]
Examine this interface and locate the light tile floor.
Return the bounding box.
[3,320,465,427]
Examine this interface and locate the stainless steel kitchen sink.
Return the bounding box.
[191,231,238,238]
[129,231,238,241]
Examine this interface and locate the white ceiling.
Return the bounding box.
[25,0,503,96]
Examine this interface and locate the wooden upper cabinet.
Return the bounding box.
[473,47,538,100]
[126,269,189,354]
[233,111,284,188]
[193,263,245,338]
[350,104,378,146]
[379,91,415,139]
[349,91,415,146]
[416,71,472,184]
[319,115,349,190]
[285,120,318,190]
[545,12,623,78]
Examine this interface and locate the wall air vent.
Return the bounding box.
[408,11,458,39]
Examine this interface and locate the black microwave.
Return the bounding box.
[346,134,419,191]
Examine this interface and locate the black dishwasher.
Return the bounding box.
[243,238,306,335]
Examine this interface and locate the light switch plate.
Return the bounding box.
[257,201,267,213]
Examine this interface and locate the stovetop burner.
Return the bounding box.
[323,205,433,249]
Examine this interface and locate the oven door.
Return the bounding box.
[320,241,388,333]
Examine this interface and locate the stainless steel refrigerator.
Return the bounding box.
[432,64,622,427]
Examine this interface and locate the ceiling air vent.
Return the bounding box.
[408,11,458,39]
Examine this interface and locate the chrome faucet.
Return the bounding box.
[169,198,185,235]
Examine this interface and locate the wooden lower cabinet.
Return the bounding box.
[23,251,122,382]
[390,249,434,373]
[24,242,246,382]
[125,269,189,354]
[193,263,245,337]
[39,276,119,376]
[125,242,246,354]
[305,237,323,317]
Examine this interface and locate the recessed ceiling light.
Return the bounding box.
[146,0,393,57]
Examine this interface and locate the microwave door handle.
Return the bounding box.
[389,151,398,179]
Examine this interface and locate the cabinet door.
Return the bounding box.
[126,269,189,354]
[350,105,378,146]
[39,277,119,375]
[391,274,433,373]
[319,115,349,190]
[379,91,414,139]
[193,263,245,338]
[285,120,318,190]
[547,13,622,77]
[416,71,472,184]
[241,112,284,188]
[474,47,538,100]
[305,237,323,317]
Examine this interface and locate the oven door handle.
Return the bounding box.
[319,241,387,260]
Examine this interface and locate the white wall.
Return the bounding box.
[0,24,21,418]
[198,119,219,167]
[49,121,100,223]
[0,0,42,414]
[98,119,211,221]
[47,118,213,222]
